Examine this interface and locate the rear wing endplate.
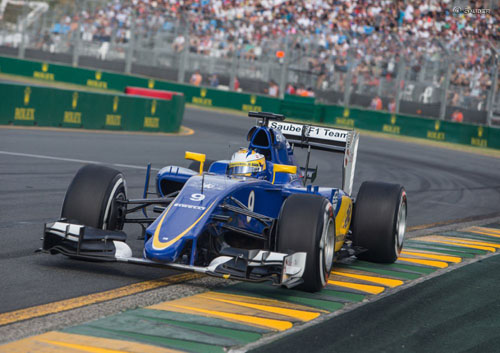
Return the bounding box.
[266,120,359,196]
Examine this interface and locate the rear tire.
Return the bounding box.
[277,194,335,292]
[61,164,127,230]
[351,181,407,263]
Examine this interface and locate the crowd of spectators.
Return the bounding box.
[29,0,500,111]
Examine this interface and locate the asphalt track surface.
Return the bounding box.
[1,106,499,317]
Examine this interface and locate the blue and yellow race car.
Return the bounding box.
[42,112,407,292]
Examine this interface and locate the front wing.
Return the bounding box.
[41,221,307,288]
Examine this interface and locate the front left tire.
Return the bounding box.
[61,164,127,230]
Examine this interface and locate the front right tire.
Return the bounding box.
[277,194,336,292]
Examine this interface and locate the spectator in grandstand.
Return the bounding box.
[451,110,464,123]
[267,80,279,97]
[173,35,185,53]
[233,76,240,91]
[388,99,396,113]
[295,85,306,97]
[285,83,296,95]
[450,92,461,107]
[370,96,383,111]
[38,31,53,52]
[295,85,314,97]
[190,70,203,86]
[209,74,219,88]
[41,0,498,111]
[98,41,109,60]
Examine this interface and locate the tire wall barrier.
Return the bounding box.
[0,55,497,149]
[0,81,185,133]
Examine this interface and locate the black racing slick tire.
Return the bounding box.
[188,159,216,173]
[61,164,127,230]
[277,194,335,292]
[351,181,407,263]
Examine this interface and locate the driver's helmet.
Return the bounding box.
[228,148,266,177]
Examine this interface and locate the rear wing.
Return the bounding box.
[249,112,359,195]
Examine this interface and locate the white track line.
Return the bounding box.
[0,150,159,171]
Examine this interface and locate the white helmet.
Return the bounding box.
[228,149,266,176]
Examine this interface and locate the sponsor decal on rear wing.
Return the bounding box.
[269,121,350,152]
[269,120,359,195]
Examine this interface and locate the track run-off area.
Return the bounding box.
[0,107,500,352]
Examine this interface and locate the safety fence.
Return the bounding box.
[0,55,498,150]
[2,0,498,126]
[0,80,185,133]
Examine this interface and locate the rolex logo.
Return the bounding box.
[391,115,397,125]
[478,126,483,138]
[95,71,102,80]
[42,63,49,72]
[343,108,349,117]
[250,95,256,105]
[148,79,155,89]
[200,88,207,98]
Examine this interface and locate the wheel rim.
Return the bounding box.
[395,194,407,255]
[323,218,335,272]
[103,178,126,230]
[321,204,335,283]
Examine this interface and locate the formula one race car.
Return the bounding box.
[41,112,407,292]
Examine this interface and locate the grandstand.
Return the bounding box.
[0,0,498,125]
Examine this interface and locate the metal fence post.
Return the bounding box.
[229,53,237,90]
[177,32,188,83]
[72,3,82,67]
[439,60,452,120]
[279,36,290,99]
[152,30,161,67]
[486,42,499,126]
[487,61,499,126]
[343,52,353,108]
[18,3,28,59]
[395,58,406,114]
[125,13,136,74]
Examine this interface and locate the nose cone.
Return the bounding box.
[143,173,240,263]
[143,197,217,263]
[144,235,185,263]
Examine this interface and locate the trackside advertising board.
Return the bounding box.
[0,82,184,133]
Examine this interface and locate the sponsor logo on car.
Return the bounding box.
[173,203,206,210]
[269,121,348,141]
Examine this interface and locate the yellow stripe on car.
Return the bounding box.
[153,201,216,250]
[334,196,352,252]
